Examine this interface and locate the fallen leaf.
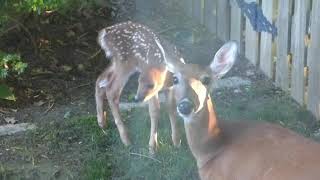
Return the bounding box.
[66,30,76,38]
[77,64,84,71]
[63,111,72,119]
[34,100,46,106]
[62,65,72,72]
[52,168,61,178]
[0,108,10,114]
[4,117,17,124]
[56,40,66,45]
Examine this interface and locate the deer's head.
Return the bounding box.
[158,41,238,123]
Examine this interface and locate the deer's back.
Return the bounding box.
[200,120,320,180]
[99,21,165,65]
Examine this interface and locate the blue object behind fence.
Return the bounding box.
[235,0,277,37]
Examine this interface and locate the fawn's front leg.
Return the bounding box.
[95,69,110,128]
[105,70,132,146]
[148,95,160,154]
[95,83,107,128]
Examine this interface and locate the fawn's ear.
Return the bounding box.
[210,41,238,79]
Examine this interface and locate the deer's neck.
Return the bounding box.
[184,95,222,168]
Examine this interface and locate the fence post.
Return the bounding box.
[204,0,217,34]
[259,0,274,78]
[230,0,243,54]
[183,0,193,17]
[307,0,320,120]
[193,0,205,24]
[217,0,231,41]
[275,0,291,91]
[291,0,307,105]
[244,0,259,65]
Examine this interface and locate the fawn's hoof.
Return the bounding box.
[121,138,132,147]
[149,146,156,157]
[98,121,107,129]
[173,139,182,148]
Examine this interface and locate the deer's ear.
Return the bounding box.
[210,41,238,79]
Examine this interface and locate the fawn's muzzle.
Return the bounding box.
[177,99,194,116]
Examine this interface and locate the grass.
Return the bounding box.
[1,81,319,179]
[213,81,318,137]
[0,107,198,179]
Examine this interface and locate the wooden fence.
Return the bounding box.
[179,0,320,120]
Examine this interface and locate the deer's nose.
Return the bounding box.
[177,99,194,116]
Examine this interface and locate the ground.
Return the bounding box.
[0,2,319,180]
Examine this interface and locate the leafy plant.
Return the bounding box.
[0,52,27,79]
[0,84,15,100]
[0,0,96,16]
[0,52,27,100]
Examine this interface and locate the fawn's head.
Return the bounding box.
[160,41,238,122]
[135,65,168,102]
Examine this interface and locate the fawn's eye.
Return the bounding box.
[147,84,154,89]
[201,76,211,85]
[173,76,179,85]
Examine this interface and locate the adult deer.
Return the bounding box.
[95,21,181,153]
[156,39,320,180]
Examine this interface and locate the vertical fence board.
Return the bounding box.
[275,0,290,90]
[245,0,259,65]
[307,0,320,120]
[193,0,205,24]
[183,0,193,17]
[204,0,217,34]
[291,0,307,105]
[259,0,274,78]
[306,0,312,68]
[230,0,243,53]
[217,0,230,41]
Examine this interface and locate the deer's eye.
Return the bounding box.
[201,76,211,85]
[147,84,154,89]
[173,76,179,85]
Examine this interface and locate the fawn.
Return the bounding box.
[95,21,182,153]
[156,39,320,180]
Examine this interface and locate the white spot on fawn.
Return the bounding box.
[99,79,109,88]
[123,29,132,34]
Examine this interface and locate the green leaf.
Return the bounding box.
[0,84,15,100]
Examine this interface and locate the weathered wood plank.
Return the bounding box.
[193,0,205,24]
[275,0,291,90]
[217,0,230,41]
[291,0,307,105]
[259,0,274,78]
[305,0,312,68]
[230,0,243,53]
[307,0,320,120]
[184,0,193,17]
[245,0,259,65]
[193,0,201,23]
[204,0,217,34]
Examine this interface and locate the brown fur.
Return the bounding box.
[161,40,320,180]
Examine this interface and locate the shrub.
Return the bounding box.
[0,52,27,100]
